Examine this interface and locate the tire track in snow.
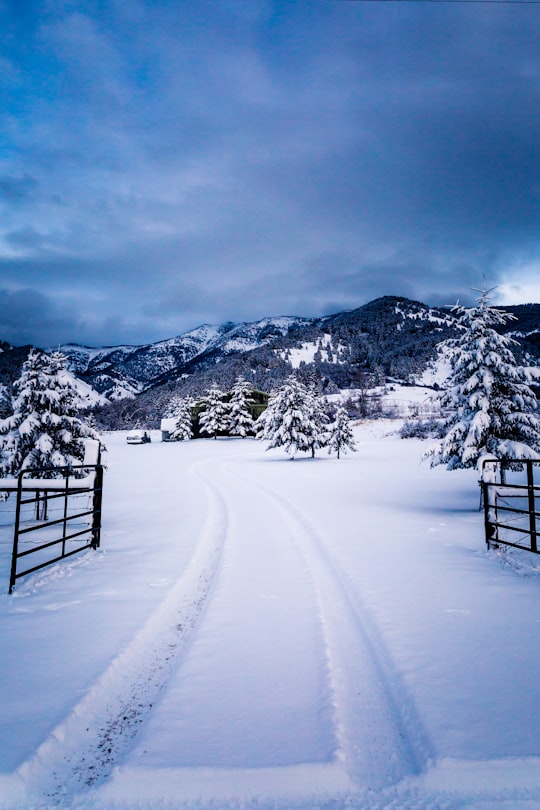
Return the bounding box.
[230,464,435,790]
[13,458,228,804]
[123,451,342,772]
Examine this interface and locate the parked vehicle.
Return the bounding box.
[126,430,151,445]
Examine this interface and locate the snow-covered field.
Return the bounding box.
[1,422,540,809]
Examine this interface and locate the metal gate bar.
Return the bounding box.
[481,459,540,554]
[8,463,103,593]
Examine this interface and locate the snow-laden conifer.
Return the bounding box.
[257,374,328,459]
[307,386,330,457]
[425,288,540,471]
[169,396,194,441]
[0,349,100,478]
[199,384,230,439]
[328,406,357,459]
[228,377,255,437]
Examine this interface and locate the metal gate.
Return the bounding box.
[481,459,539,554]
[8,463,104,593]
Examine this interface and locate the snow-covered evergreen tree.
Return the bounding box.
[169,396,194,441]
[0,349,100,477]
[425,288,540,471]
[308,386,330,457]
[328,406,357,459]
[228,377,255,437]
[199,385,230,439]
[0,386,11,419]
[84,412,98,432]
[257,374,327,459]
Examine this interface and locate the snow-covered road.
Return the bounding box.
[122,450,428,787]
[2,426,540,809]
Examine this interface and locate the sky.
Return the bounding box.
[2,0,540,348]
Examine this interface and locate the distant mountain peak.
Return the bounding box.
[1,297,537,408]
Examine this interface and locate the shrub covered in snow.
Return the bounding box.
[399,417,445,440]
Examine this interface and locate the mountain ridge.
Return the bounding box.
[1,297,539,423]
[60,295,540,403]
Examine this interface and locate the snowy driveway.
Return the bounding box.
[2,426,540,809]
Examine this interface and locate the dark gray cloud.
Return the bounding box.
[1,0,540,347]
[0,288,81,347]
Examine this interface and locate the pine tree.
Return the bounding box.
[0,386,11,419]
[199,385,230,439]
[228,377,255,437]
[328,406,357,459]
[169,396,194,441]
[0,349,100,478]
[257,374,327,459]
[425,288,540,471]
[47,350,102,466]
[307,384,330,457]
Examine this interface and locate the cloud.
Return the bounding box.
[1,0,540,348]
[0,285,163,348]
[497,260,540,306]
[0,288,82,347]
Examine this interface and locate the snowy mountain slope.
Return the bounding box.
[61,317,315,398]
[58,326,224,397]
[70,298,460,399]
[1,298,539,408]
[214,316,312,353]
[280,333,349,369]
[320,296,459,379]
[57,344,142,374]
[503,303,540,358]
[58,369,109,408]
[65,297,540,419]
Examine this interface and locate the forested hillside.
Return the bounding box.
[1,296,539,431]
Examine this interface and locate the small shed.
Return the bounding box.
[160,417,178,442]
[246,388,269,422]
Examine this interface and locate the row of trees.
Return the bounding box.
[167,375,357,460]
[259,375,356,460]
[166,377,260,441]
